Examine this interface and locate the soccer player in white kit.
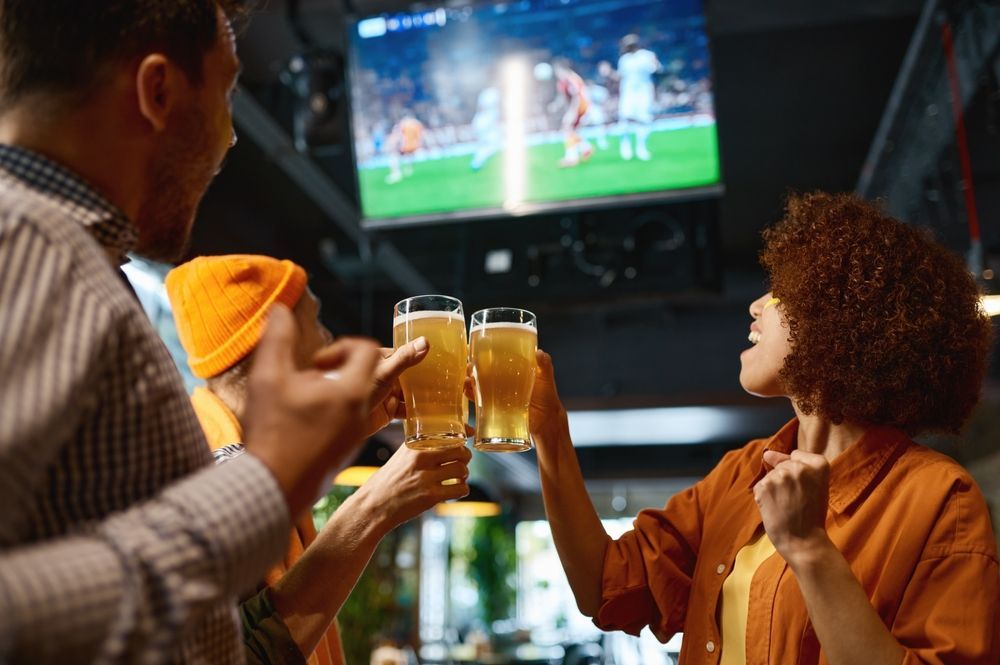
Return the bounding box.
[582,81,610,150]
[616,33,661,161]
[470,86,502,171]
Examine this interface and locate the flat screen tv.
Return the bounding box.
[347,0,721,228]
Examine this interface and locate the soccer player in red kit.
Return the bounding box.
[552,59,594,167]
[385,114,424,184]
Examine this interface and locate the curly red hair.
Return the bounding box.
[760,192,992,434]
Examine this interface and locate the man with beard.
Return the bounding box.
[0,2,429,663]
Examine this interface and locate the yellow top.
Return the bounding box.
[719,530,777,665]
[189,386,243,449]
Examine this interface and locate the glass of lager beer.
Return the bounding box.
[469,308,537,453]
[394,295,468,450]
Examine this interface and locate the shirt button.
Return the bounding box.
[706,641,716,653]
[716,563,726,574]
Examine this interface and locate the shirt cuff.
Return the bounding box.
[162,453,292,595]
[240,588,307,665]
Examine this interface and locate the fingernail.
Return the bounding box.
[414,337,428,352]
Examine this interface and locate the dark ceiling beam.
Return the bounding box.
[856,0,1000,219]
[231,85,436,294]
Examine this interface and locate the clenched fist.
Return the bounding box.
[754,449,831,566]
[244,305,382,519]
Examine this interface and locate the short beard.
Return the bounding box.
[134,200,196,263]
[134,106,217,263]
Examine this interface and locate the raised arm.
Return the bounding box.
[268,444,472,656]
[0,223,285,662]
[530,350,610,617]
[0,457,291,664]
[0,219,381,664]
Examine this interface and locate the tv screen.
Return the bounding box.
[347,0,720,227]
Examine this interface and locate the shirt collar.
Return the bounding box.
[749,417,910,514]
[0,144,137,261]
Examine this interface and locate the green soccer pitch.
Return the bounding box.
[358,124,719,221]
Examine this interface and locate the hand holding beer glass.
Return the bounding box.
[393,295,468,450]
[469,308,538,452]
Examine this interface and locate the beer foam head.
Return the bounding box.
[393,310,465,328]
[469,321,538,335]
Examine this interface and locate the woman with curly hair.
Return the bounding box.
[531,192,998,664]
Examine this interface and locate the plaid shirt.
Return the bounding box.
[0,145,290,664]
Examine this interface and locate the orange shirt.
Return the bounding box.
[191,387,345,665]
[558,71,590,117]
[597,419,999,665]
[398,118,423,154]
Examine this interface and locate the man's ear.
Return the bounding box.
[135,54,176,132]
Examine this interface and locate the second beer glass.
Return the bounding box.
[393,295,468,449]
[470,308,537,452]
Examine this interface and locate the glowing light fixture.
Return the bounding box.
[434,482,501,518]
[976,269,1000,318]
[333,440,394,487]
[333,465,379,487]
[981,295,1000,317]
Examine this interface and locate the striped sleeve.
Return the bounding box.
[0,456,290,663]
[0,219,103,542]
[214,443,248,464]
[0,216,291,662]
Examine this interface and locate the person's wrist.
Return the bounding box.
[780,530,836,574]
[342,484,394,540]
[531,407,570,443]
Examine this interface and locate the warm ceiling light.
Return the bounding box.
[332,440,395,487]
[980,294,1000,318]
[434,482,501,518]
[973,266,1000,317]
[435,501,502,518]
[333,466,379,487]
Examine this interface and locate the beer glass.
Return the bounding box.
[469,308,537,452]
[393,295,468,450]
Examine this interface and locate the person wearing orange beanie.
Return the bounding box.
[166,255,473,665]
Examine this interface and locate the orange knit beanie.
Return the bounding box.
[165,254,308,378]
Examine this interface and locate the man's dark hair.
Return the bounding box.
[0,1,249,109]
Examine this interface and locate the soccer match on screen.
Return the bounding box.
[348,0,720,223]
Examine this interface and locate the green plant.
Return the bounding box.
[467,515,517,626]
[313,487,418,665]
